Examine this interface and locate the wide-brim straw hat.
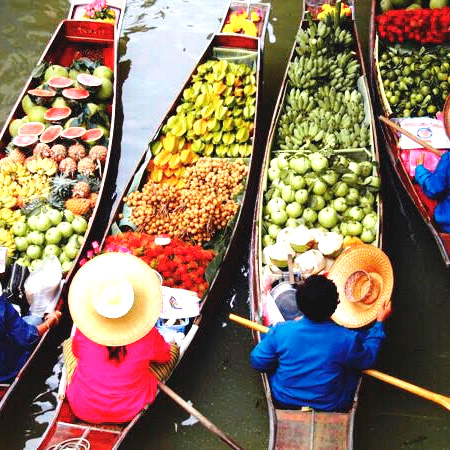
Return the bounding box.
[69,252,162,346]
[328,245,393,329]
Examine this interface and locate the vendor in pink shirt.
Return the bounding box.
[64,252,176,424]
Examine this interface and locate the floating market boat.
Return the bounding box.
[37,5,270,449]
[249,2,383,448]
[0,0,126,413]
[369,0,450,266]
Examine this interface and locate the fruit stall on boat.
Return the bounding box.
[0,0,126,412]
[369,0,450,266]
[37,4,271,449]
[249,2,383,448]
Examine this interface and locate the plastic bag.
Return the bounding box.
[24,256,63,317]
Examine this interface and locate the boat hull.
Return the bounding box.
[0,0,126,415]
[249,9,383,450]
[368,0,450,267]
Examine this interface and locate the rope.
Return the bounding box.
[47,437,90,450]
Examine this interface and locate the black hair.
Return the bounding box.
[107,346,127,362]
[296,275,339,322]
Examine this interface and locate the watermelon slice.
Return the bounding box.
[44,107,72,122]
[61,127,87,140]
[62,88,90,100]
[77,74,102,90]
[27,88,56,103]
[48,77,73,90]
[40,125,63,144]
[82,128,104,144]
[18,122,46,136]
[13,135,38,148]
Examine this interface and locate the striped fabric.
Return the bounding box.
[62,338,180,385]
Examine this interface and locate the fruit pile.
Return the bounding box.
[263,153,379,246]
[149,59,256,184]
[380,0,447,13]
[221,9,262,37]
[0,56,114,273]
[378,45,450,117]
[377,6,450,44]
[104,232,215,297]
[262,11,380,246]
[83,0,116,24]
[124,158,248,243]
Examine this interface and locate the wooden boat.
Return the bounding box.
[249,3,383,449]
[37,4,270,449]
[369,0,450,267]
[0,0,126,413]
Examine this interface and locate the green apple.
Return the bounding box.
[63,210,75,223]
[44,244,61,257]
[27,245,43,260]
[27,231,45,246]
[14,237,29,252]
[35,214,52,232]
[64,242,79,260]
[47,208,63,226]
[57,222,74,239]
[11,222,28,237]
[45,227,62,245]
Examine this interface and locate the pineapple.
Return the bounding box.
[77,174,101,193]
[6,148,26,164]
[89,192,99,208]
[59,157,77,177]
[0,157,13,169]
[68,144,86,162]
[72,181,91,198]
[50,174,76,201]
[77,157,96,176]
[65,198,91,216]
[21,197,46,217]
[48,191,65,210]
[89,145,107,164]
[50,144,67,163]
[33,143,50,158]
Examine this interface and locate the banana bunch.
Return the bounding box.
[288,55,329,89]
[295,11,352,57]
[26,158,57,176]
[0,208,23,228]
[0,228,15,258]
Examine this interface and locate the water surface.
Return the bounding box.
[0,0,449,449]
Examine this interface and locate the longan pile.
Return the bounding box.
[124,158,248,243]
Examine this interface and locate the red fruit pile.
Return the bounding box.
[377,8,450,44]
[104,232,215,297]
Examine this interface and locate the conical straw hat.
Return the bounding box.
[69,252,162,346]
[328,245,393,329]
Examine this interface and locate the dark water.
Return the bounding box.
[0,0,449,449]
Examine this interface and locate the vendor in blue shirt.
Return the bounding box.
[0,291,61,383]
[415,151,450,233]
[251,275,391,412]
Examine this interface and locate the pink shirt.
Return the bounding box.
[66,328,171,423]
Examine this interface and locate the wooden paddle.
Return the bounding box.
[157,381,243,449]
[378,115,443,157]
[229,313,450,412]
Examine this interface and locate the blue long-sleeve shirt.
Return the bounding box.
[251,318,385,411]
[0,295,39,382]
[415,151,450,233]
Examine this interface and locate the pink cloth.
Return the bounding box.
[401,149,441,177]
[66,328,171,423]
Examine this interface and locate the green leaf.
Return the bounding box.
[32,61,49,79]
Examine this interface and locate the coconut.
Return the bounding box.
[288,225,315,253]
[275,227,296,247]
[264,243,295,268]
[294,249,326,276]
[317,232,343,258]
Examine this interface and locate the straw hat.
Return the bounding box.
[68,252,162,346]
[328,245,393,329]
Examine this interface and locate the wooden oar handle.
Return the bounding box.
[229,314,269,334]
[229,314,450,412]
[379,115,443,157]
[157,381,243,450]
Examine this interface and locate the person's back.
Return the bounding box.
[251,271,391,412]
[252,317,384,411]
[66,327,170,423]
